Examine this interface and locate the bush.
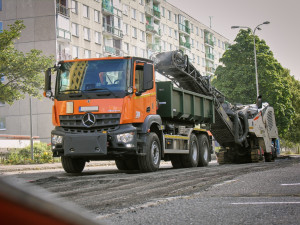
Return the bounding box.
[4,142,59,165]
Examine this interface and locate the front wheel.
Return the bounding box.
[138,133,161,172]
[61,156,86,173]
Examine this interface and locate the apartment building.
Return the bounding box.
[0,0,229,142]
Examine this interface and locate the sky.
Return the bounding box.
[169,0,300,81]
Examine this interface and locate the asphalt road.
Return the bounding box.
[2,157,300,225]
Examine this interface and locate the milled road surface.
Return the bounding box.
[2,157,300,224]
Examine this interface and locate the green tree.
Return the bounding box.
[0,20,54,104]
[212,29,294,137]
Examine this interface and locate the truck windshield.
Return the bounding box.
[57,59,128,94]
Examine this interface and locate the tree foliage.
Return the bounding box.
[0,20,54,104]
[212,29,295,138]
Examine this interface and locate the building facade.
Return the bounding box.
[0,0,229,142]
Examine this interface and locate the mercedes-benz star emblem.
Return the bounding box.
[82,113,96,127]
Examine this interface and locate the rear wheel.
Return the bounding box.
[61,156,85,173]
[138,133,161,172]
[181,133,199,168]
[198,134,210,167]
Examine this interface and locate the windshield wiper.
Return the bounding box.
[84,88,117,97]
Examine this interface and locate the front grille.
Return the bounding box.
[59,113,121,131]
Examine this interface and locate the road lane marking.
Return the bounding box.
[281,183,300,186]
[231,202,300,205]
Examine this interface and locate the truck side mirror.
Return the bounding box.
[256,95,262,109]
[44,68,53,98]
[143,63,154,91]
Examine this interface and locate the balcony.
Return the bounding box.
[205,66,215,74]
[56,3,69,17]
[145,5,153,16]
[147,43,161,52]
[179,40,191,49]
[153,6,160,18]
[178,23,190,34]
[102,1,113,15]
[104,46,123,56]
[103,23,123,39]
[56,28,71,40]
[205,53,214,61]
[205,38,214,46]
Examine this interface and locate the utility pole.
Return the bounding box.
[30,96,34,160]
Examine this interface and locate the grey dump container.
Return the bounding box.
[156,81,215,124]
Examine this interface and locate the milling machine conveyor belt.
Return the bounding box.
[154,50,235,146]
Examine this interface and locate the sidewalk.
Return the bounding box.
[0,161,116,173]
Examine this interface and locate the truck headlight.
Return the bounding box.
[117,132,134,143]
[52,134,63,145]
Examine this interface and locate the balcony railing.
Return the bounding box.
[178,23,190,34]
[104,46,123,56]
[56,3,69,17]
[102,1,113,14]
[205,53,214,60]
[57,28,71,40]
[146,24,154,32]
[147,43,161,52]
[179,40,191,49]
[103,23,123,38]
[204,38,214,46]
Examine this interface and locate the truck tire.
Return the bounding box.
[181,133,199,168]
[138,132,161,172]
[61,156,85,173]
[198,134,210,167]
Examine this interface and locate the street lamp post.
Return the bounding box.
[231,21,270,98]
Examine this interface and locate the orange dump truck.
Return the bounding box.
[44,54,214,173]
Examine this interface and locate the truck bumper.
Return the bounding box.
[51,125,138,158]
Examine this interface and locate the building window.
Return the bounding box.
[139,0,144,6]
[123,4,129,16]
[0,117,6,130]
[162,7,165,17]
[0,0,2,11]
[164,25,168,35]
[123,42,129,54]
[201,29,204,38]
[174,14,177,24]
[96,53,101,58]
[0,21,2,33]
[174,30,178,39]
[95,31,101,44]
[169,43,172,51]
[140,12,144,23]
[132,26,137,38]
[83,5,89,18]
[168,10,171,20]
[94,10,100,23]
[197,56,200,65]
[72,23,79,36]
[196,27,199,35]
[72,46,79,58]
[163,41,166,51]
[71,0,78,14]
[132,46,137,56]
[201,44,204,52]
[191,38,194,47]
[140,30,145,41]
[123,23,129,35]
[83,27,90,40]
[196,41,199,49]
[202,58,205,67]
[131,8,136,20]
[169,27,172,37]
[84,49,91,58]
